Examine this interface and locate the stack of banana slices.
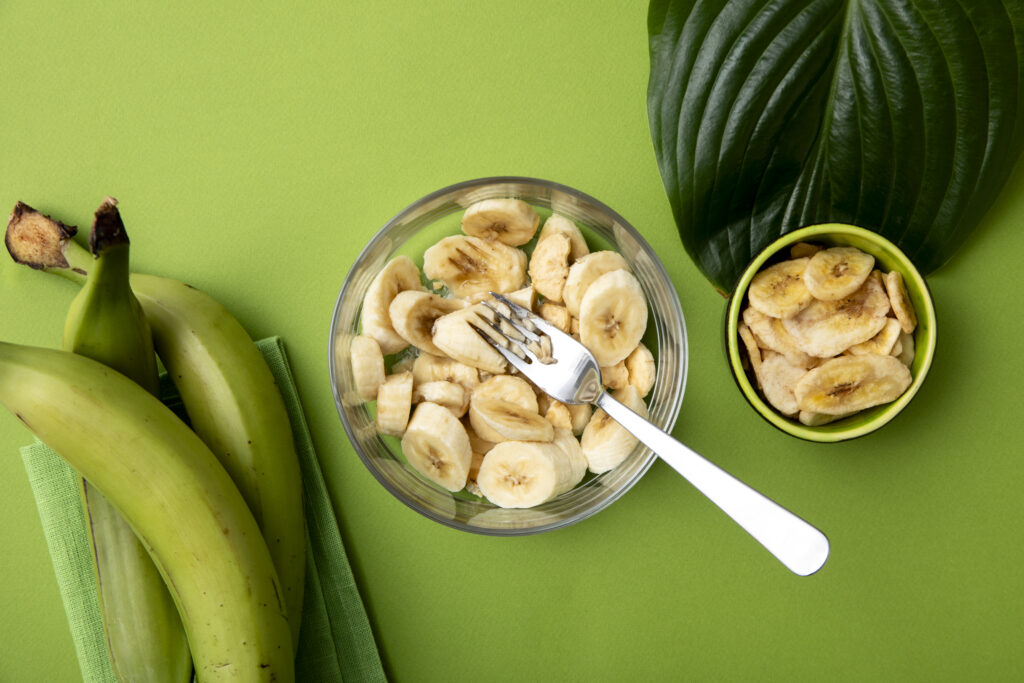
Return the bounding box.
[348,199,656,508]
[738,242,918,425]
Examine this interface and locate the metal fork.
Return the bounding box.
[472,292,830,576]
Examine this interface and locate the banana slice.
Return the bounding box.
[412,353,480,392]
[538,302,571,333]
[781,275,890,358]
[471,374,538,412]
[897,331,913,368]
[624,343,656,398]
[529,232,572,302]
[388,290,465,356]
[581,386,648,474]
[423,235,527,300]
[412,380,469,418]
[505,286,537,311]
[431,305,508,375]
[401,402,472,492]
[562,251,629,317]
[741,306,813,366]
[551,427,588,488]
[476,441,578,508]
[376,371,414,437]
[884,270,917,334]
[579,269,648,367]
[793,354,912,415]
[570,316,580,337]
[351,335,386,401]
[466,451,486,497]
[538,214,589,262]
[747,257,813,319]
[544,400,573,431]
[461,198,539,246]
[361,256,424,354]
[469,397,554,443]
[737,322,763,388]
[790,242,822,259]
[463,418,498,455]
[600,360,629,390]
[803,246,875,301]
[754,351,808,417]
[846,318,902,356]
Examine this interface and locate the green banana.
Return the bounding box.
[63,198,191,682]
[6,202,306,646]
[0,342,294,682]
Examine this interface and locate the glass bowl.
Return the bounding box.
[725,223,937,442]
[328,177,688,535]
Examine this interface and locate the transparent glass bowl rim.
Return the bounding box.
[328,175,688,535]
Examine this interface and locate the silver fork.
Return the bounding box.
[472,292,830,576]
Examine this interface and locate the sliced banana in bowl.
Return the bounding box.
[725,223,936,442]
[329,177,687,533]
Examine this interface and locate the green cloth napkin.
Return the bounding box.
[19,337,386,683]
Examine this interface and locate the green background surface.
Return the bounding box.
[1,2,1022,681]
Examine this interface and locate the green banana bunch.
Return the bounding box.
[0,342,294,682]
[63,198,191,682]
[6,202,306,646]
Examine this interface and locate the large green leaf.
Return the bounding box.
[648,0,1024,292]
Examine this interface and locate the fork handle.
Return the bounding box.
[595,393,830,576]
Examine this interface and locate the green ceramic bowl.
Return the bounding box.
[725,224,937,442]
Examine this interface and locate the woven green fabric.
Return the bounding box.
[19,337,386,683]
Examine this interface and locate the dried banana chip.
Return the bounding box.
[793,354,911,415]
[803,246,875,301]
[781,275,890,358]
[755,351,809,417]
[747,258,813,319]
[737,322,763,388]
[742,306,814,366]
[884,270,917,334]
[790,242,822,259]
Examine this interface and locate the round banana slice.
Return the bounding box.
[401,401,472,492]
[412,353,480,392]
[781,275,890,358]
[803,246,875,301]
[461,198,540,246]
[529,232,572,302]
[469,397,554,443]
[471,374,538,413]
[376,371,414,437]
[412,380,469,418]
[562,251,629,317]
[884,270,917,334]
[423,235,527,300]
[388,290,465,356]
[581,386,647,474]
[737,322,763,389]
[476,441,577,508]
[538,214,589,262]
[624,342,656,398]
[747,257,813,319]
[578,269,648,367]
[600,360,629,390]
[741,306,813,366]
[754,351,808,417]
[350,335,386,401]
[538,302,571,334]
[846,318,902,356]
[793,354,912,415]
[361,256,424,354]
[551,427,588,488]
[431,306,508,375]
